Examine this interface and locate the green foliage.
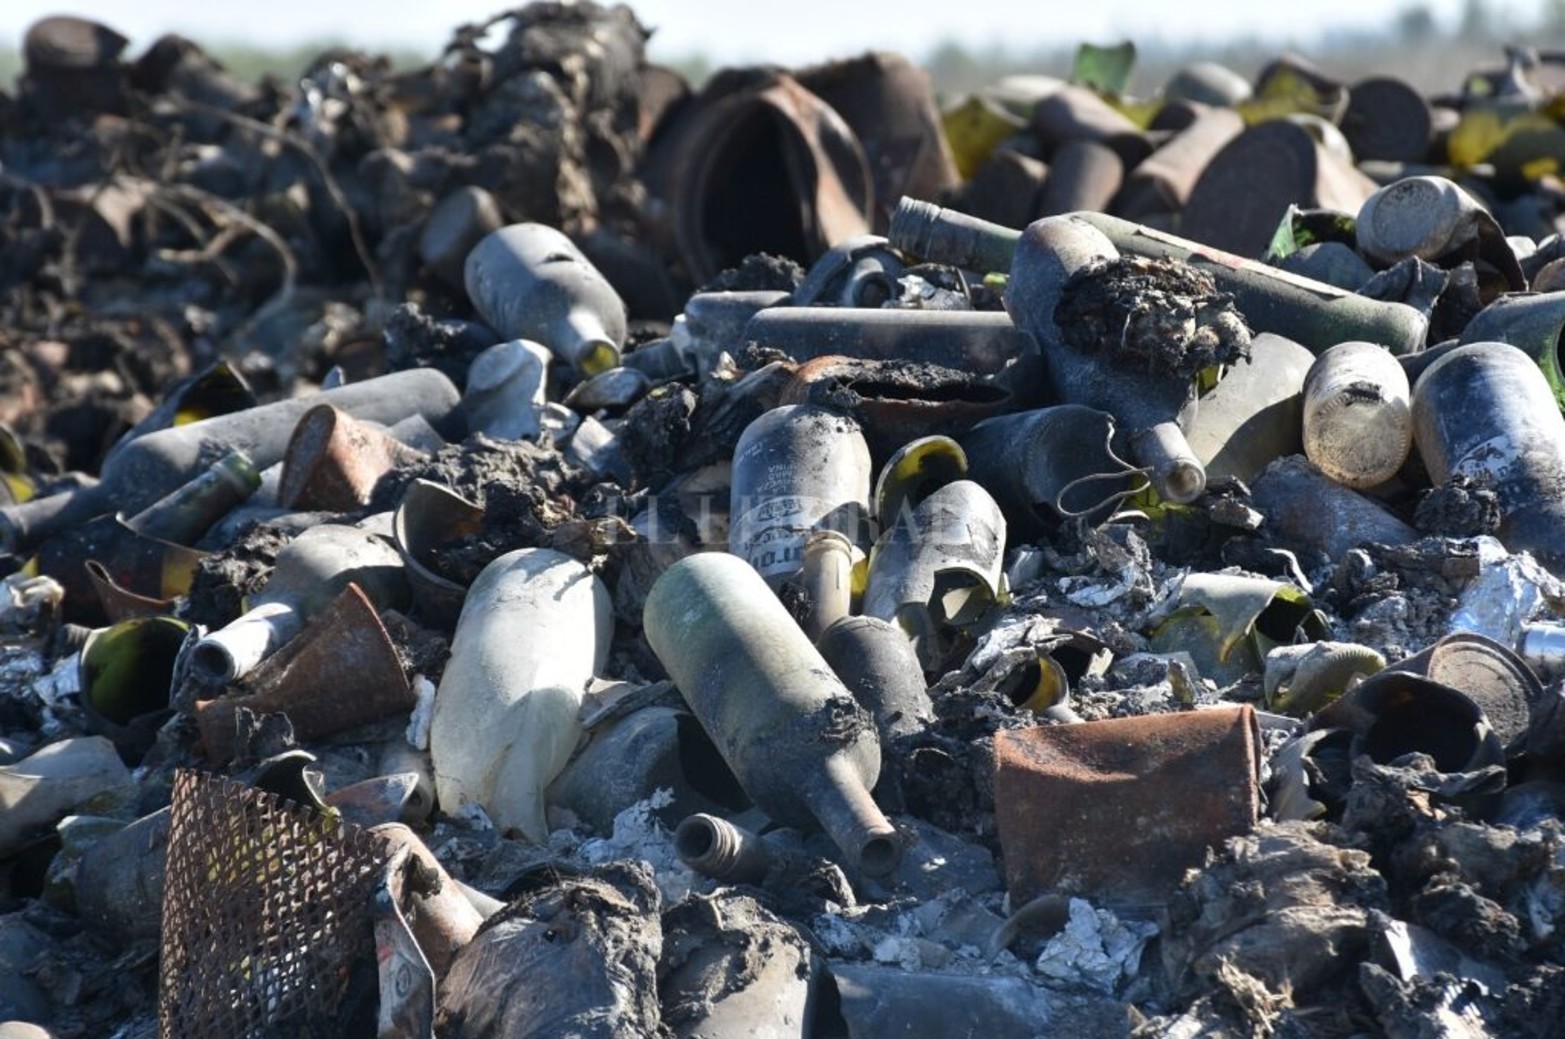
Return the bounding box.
[0,38,428,93]
[1397,4,1439,43]
[5,2,1565,100]
[1543,0,1565,34]
[920,0,1565,100]
[660,52,711,87]
[1461,0,1497,40]
[206,41,430,84]
[0,44,19,91]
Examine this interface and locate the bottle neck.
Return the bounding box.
[673,813,773,883]
[189,599,302,685]
[887,197,1020,274]
[0,480,109,555]
[1129,420,1207,504]
[129,452,260,543]
[802,754,902,878]
[552,307,620,375]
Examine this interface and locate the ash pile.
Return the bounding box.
[5,5,1565,1038]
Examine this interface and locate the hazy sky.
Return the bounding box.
[0,0,1543,64]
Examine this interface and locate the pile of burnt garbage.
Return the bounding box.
[7,4,1565,1037]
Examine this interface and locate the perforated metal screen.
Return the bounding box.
[158,769,385,1038]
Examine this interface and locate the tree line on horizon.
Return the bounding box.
[2,0,1564,101]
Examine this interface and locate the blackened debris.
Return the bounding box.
[1056,255,1252,379]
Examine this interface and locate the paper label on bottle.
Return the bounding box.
[730,495,816,579]
[1452,433,1525,485]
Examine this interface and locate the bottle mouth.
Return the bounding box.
[188,641,240,684]
[673,814,726,867]
[1131,422,1207,505]
[887,196,942,258]
[188,601,300,685]
[1159,460,1207,504]
[576,340,620,377]
[856,832,903,878]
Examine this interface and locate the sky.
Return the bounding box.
[0,0,1545,65]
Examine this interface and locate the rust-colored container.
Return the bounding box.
[278,404,427,512]
[1182,119,1379,258]
[994,705,1261,905]
[194,583,413,762]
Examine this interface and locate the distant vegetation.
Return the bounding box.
[2,0,1564,99]
[0,39,426,92]
[914,0,1565,100]
[170,43,429,83]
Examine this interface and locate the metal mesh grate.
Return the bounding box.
[158,769,385,1039]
